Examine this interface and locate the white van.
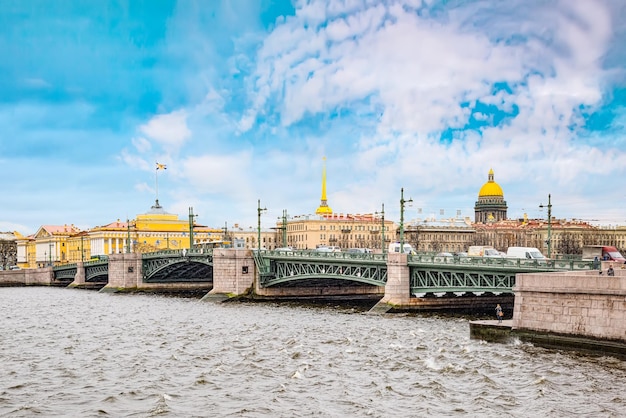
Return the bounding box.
[506,247,546,260]
[388,242,416,254]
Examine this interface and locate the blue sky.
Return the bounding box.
[2,0,626,235]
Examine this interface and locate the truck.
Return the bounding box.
[582,245,626,263]
[506,247,546,260]
[467,245,502,257]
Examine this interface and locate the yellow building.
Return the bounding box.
[16,202,224,268]
[16,224,81,268]
[88,204,223,256]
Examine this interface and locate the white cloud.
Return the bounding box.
[132,137,152,153]
[241,0,624,198]
[140,110,192,150]
[119,149,151,171]
[180,152,254,197]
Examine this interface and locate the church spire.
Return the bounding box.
[315,157,333,215]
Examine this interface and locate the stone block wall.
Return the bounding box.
[209,248,255,296]
[380,253,410,305]
[0,268,54,286]
[513,271,626,342]
[106,253,143,290]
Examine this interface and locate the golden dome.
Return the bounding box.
[478,168,504,197]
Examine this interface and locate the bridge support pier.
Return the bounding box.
[101,253,143,292]
[202,248,255,301]
[68,262,86,288]
[375,253,411,310]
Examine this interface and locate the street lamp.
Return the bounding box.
[188,207,197,249]
[222,222,228,245]
[400,188,413,252]
[257,199,267,251]
[539,194,552,258]
[375,203,386,254]
[126,219,132,253]
[48,242,53,266]
[281,209,288,247]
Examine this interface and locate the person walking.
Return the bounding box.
[607,265,615,276]
[495,304,503,323]
[593,256,600,270]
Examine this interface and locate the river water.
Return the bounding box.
[1,287,625,417]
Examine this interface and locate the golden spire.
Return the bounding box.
[315,157,333,215]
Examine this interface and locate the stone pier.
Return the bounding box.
[513,269,626,344]
[471,267,626,357]
[202,248,256,301]
[68,262,86,288]
[0,268,54,286]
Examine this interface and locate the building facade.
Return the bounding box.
[17,203,225,268]
[278,213,395,251]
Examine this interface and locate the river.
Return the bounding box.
[1,287,625,417]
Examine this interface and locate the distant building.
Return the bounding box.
[278,212,395,251]
[16,201,224,268]
[276,160,396,251]
[474,168,508,223]
[403,217,474,253]
[227,224,279,250]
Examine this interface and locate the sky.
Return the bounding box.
[1,0,626,235]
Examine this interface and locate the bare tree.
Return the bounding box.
[0,238,17,269]
[556,232,582,257]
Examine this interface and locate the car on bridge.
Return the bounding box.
[274,247,295,254]
[436,252,454,257]
[347,248,372,254]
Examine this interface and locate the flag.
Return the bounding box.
[156,162,167,170]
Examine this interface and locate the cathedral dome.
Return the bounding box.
[478,169,504,197]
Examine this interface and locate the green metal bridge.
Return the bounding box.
[51,249,595,295]
[52,249,214,283]
[254,250,596,296]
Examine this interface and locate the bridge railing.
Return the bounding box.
[263,249,387,262]
[142,248,213,259]
[53,263,78,271]
[408,254,595,271]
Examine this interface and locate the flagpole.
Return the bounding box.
[155,164,159,205]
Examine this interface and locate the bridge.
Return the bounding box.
[52,249,214,285]
[40,249,596,308]
[252,250,594,296]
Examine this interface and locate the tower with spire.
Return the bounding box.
[315,157,333,215]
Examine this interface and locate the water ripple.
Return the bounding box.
[1,288,626,417]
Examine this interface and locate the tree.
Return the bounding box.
[555,232,582,257]
[0,238,17,269]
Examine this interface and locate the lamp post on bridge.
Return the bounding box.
[257,199,267,251]
[375,203,385,254]
[281,209,288,247]
[399,188,413,253]
[539,194,552,258]
[188,207,197,249]
[126,219,132,253]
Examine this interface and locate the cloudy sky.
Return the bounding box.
[1,0,626,235]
